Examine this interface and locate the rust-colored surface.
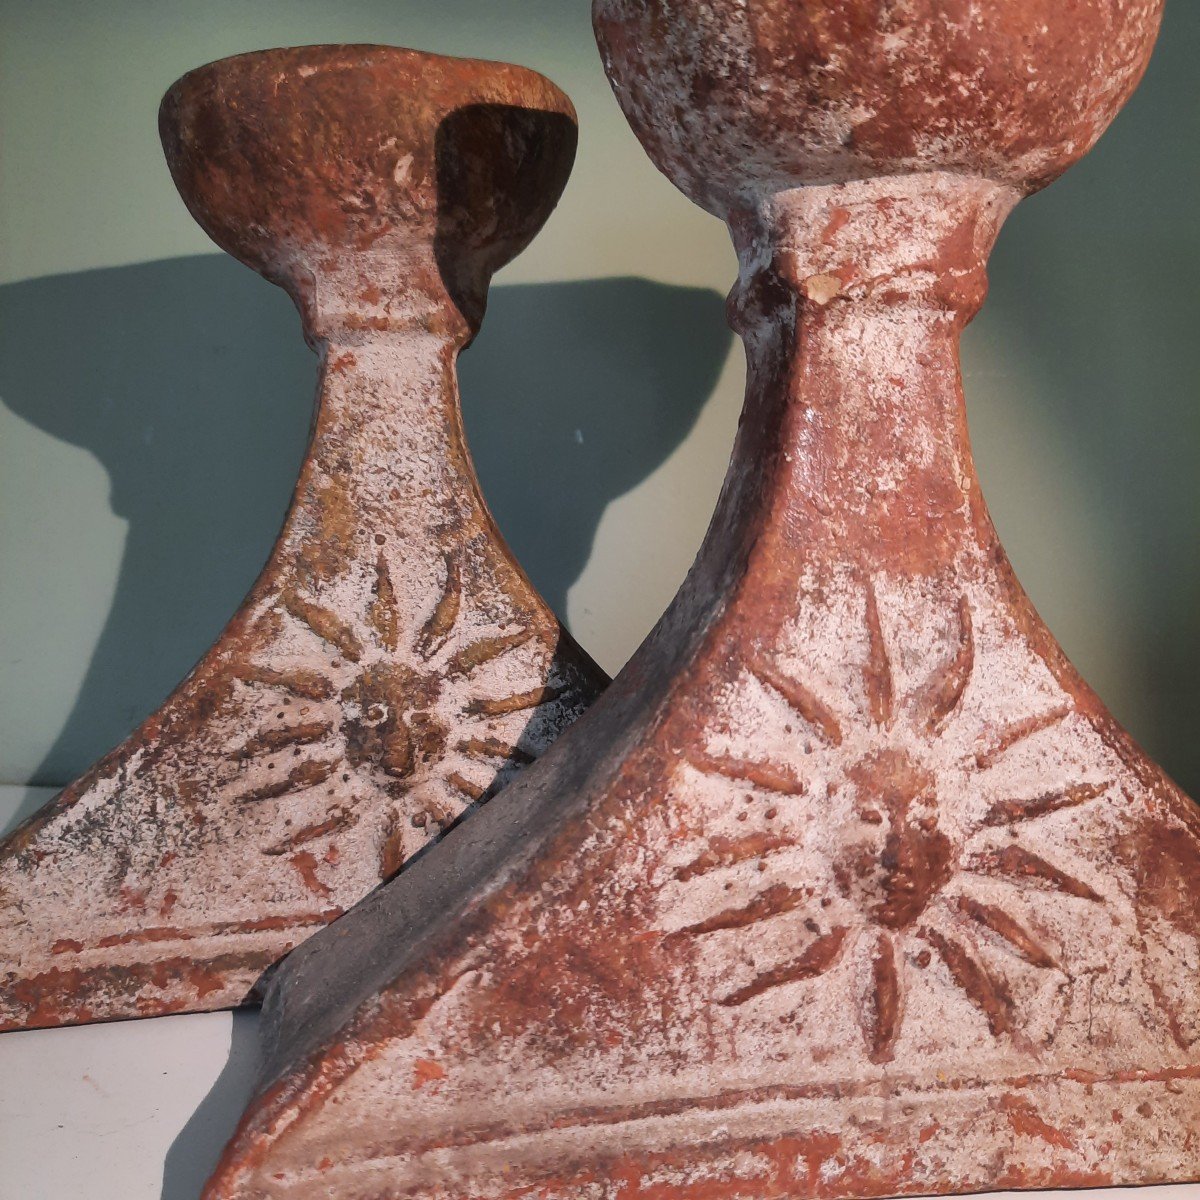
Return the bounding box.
[206,6,1200,1199]
[0,45,605,1031]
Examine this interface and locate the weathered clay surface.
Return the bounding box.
[205,5,1200,1199]
[594,0,1162,210]
[0,46,605,1030]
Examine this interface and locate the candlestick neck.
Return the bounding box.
[722,173,1019,577]
[273,330,481,597]
[731,173,1017,330]
[277,239,485,351]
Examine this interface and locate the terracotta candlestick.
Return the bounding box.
[0,45,605,1031]
[205,5,1200,1198]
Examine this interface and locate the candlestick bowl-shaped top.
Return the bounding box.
[160,44,578,336]
[594,0,1163,215]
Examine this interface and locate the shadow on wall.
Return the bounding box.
[981,0,1200,794]
[0,259,729,789]
[461,278,730,627]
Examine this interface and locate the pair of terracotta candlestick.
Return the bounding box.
[5,1,1200,1198]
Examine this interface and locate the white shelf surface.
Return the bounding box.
[3,783,1200,1200]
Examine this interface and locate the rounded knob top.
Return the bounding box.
[594,0,1163,218]
[160,45,577,327]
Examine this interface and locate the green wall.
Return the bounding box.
[2,1,1198,799]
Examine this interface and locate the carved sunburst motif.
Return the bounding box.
[225,549,560,875]
[662,580,1112,1063]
